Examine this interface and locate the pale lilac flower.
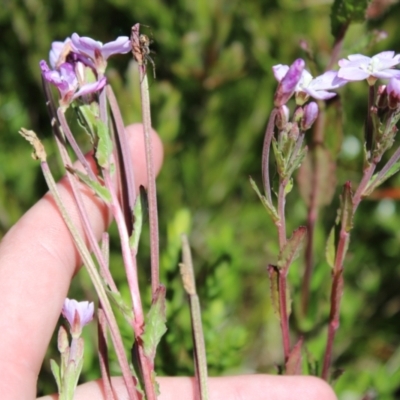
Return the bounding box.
[40,60,106,108]
[62,298,94,331]
[338,51,400,84]
[274,59,305,106]
[71,33,131,74]
[273,65,346,103]
[301,101,319,130]
[387,78,400,109]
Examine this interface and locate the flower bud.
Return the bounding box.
[275,105,290,129]
[387,78,400,109]
[274,59,305,107]
[301,101,319,130]
[376,85,387,109]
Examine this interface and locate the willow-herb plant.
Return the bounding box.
[251,49,400,380]
[17,14,400,400]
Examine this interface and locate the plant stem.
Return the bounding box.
[262,108,278,204]
[40,160,139,399]
[103,171,144,334]
[139,69,160,299]
[106,85,137,232]
[180,234,209,400]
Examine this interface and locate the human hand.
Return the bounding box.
[0,124,336,400]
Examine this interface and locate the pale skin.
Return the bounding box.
[0,124,337,400]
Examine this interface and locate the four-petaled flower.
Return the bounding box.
[62,298,94,336]
[338,51,400,85]
[71,33,131,75]
[273,65,347,104]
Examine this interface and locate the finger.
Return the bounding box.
[0,123,163,399]
[38,375,338,400]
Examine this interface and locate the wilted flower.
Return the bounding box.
[387,78,400,109]
[62,298,94,337]
[273,65,346,104]
[338,51,400,85]
[71,33,131,74]
[274,59,305,106]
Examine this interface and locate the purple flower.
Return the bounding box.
[387,78,400,109]
[273,65,346,104]
[71,33,131,74]
[62,298,94,336]
[40,60,106,109]
[338,51,400,84]
[274,59,305,106]
[301,101,319,130]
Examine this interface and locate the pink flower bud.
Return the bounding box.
[387,78,400,109]
[301,102,319,130]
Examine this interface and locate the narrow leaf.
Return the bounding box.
[364,159,400,196]
[142,285,167,362]
[285,337,303,375]
[277,227,307,271]
[272,138,286,176]
[107,289,134,324]
[249,176,280,223]
[50,359,61,393]
[129,193,143,251]
[96,119,113,168]
[341,182,353,232]
[326,227,336,269]
[66,167,111,204]
[267,265,281,321]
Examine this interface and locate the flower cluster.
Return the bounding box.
[40,34,131,109]
[273,51,400,108]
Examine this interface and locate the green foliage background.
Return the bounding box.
[1,0,400,398]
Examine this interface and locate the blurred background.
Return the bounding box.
[1,0,400,398]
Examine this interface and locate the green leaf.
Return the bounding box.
[326,227,336,269]
[66,167,111,204]
[129,193,143,251]
[267,264,281,321]
[142,285,167,362]
[364,159,400,197]
[272,138,286,176]
[107,289,134,323]
[340,182,353,232]
[95,119,113,168]
[50,359,61,393]
[330,0,371,39]
[277,227,307,271]
[285,337,303,375]
[75,104,97,142]
[249,176,280,223]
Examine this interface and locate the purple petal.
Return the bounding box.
[102,36,131,59]
[73,76,107,99]
[337,67,370,81]
[272,64,289,82]
[49,38,71,68]
[374,69,400,80]
[71,33,102,59]
[304,88,337,100]
[274,59,305,106]
[62,298,94,327]
[309,71,347,90]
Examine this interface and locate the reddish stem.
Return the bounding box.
[278,270,291,360]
